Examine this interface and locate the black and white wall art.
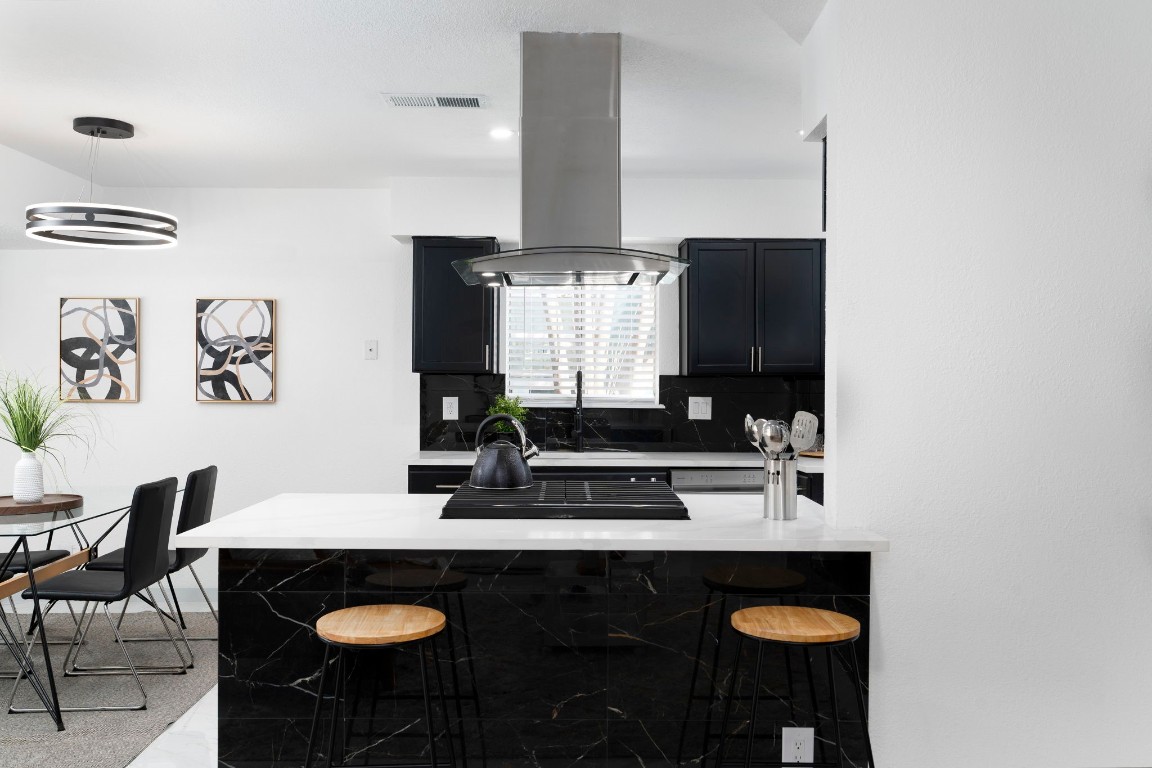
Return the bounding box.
[195,298,276,403]
[59,297,140,402]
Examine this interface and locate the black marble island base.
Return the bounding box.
[218,549,870,767]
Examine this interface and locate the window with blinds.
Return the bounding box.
[504,285,659,406]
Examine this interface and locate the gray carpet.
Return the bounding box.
[0,610,217,768]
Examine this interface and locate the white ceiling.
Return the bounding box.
[0,0,825,188]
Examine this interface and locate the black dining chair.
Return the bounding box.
[9,477,179,713]
[86,465,219,642]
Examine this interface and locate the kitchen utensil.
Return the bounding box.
[763,420,790,458]
[789,411,819,454]
[753,418,772,457]
[745,414,767,457]
[469,414,540,490]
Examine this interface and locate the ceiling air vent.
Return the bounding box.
[383,94,488,108]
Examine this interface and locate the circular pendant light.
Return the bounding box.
[25,117,178,249]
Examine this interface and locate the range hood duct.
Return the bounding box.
[454,32,687,287]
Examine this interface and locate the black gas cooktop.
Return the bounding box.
[440,480,689,520]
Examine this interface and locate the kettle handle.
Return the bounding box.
[474,414,529,456]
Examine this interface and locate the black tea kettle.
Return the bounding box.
[469,414,540,490]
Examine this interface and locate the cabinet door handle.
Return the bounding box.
[485,344,490,371]
[434,484,463,490]
[749,347,755,372]
[758,346,763,372]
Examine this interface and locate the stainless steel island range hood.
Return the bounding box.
[454,32,688,287]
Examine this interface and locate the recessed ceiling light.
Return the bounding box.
[796,129,806,136]
[486,281,501,288]
[489,128,515,140]
[480,272,497,277]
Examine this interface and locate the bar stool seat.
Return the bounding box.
[305,603,456,768]
[364,569,469,592]
[701,565,807,595]
[316,604,446,646]
[731,605,860,644]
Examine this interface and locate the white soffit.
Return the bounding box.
[0,0,824,188]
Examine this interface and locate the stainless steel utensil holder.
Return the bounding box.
[763,458,798,520]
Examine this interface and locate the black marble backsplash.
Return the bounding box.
[420,374,824,452]
[217,549,870,767]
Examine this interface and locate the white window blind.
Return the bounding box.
[504,285,659,406]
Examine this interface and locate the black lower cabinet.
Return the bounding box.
[216,549,869,767]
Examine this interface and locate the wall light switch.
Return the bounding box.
[688,396,712,420]
[442,397,459,421]
[364,340,378,360]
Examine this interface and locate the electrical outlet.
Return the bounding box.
[364,339,378,360]
[688,396,712,420]
[442,396,459,421]
[782,727,814,764]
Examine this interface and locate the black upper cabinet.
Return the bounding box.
[679,238,824,375]
[412,237,498,373]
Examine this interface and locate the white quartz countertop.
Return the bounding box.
[411,451,825,474]
[174,493,885,552]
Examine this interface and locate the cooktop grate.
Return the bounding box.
[441,480,689,520]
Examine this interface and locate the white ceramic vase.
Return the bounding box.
[13,451,44,504]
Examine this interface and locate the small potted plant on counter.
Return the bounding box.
[0,373,87,503]
[486,394,530,433]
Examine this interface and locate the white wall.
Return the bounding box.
[390,175,823,242]
[0,184,413,603]
[829,1,1152,764]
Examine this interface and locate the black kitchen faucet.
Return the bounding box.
[574,369,585,452]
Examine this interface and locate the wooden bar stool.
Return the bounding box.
[365,566,487,768]
[677,565,808,767]
[718,606,874,768]
[304,604,457,768]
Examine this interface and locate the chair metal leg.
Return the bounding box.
[11,602,148,713]
[66,586,192,675]
[122,566,217,642]
[190,564,219,623]
[0,602,59,717]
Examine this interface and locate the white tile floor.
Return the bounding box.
[126,685,217,767]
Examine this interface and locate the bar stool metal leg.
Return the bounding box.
[716,634,743,768]
[418,642,439,768]
[326,648,344,767]
[825,648,844,768]
[304,643,332,768]
[431,640,457,768]
[744,641,765,768]
[439,595,468,768]
[805,647,826,764]
[455,592,487,768]
[677,589,715,766]
[848,643,875,768]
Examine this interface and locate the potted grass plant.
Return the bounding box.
[487,394,530,433]
[0,373,85,503]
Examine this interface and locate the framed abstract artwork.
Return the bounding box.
[195,298,276,403]
[59,297,140,402]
